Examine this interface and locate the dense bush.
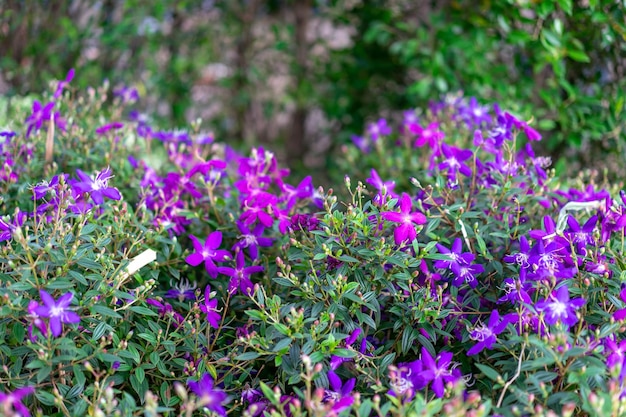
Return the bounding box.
[2,72,626,417]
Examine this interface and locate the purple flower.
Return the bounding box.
[0,210,26,242]
[146,298,184,327]
[164,279,197,302]
[185,231,231,278]
[438,143,473,179]
[467,310,509,355]
[388,359,425,400]
[410,122,443,148]
[218,250,264,295]
[32,174,65,200]
[498,277,532,305]
[366,169,396,201]
[452,262,484,289]
[200,285,221,328]
[434,238,475,271]
[279,176,314,209]
[24,100,66,138]
[27,300,48,341]
[323,370,356,413]
[53,68,75,99]
[536,285,585,328]
[95,122,124,135]
[605,335,626,369]
[613,288,626,321]
[233,222,273,261]
[503,235,531,281]
[187,373,228,416]
[0,386,35,417]
[458,97,492,127]
[367,118,392,141]
[420,347,461,398]
[505,112,542,142]
[113,86,140,103]
[381,193,427,245]
[72,168,122,205]
[34,290,80,337]
[351,135,371,153]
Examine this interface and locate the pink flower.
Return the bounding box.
[381,193,427,245]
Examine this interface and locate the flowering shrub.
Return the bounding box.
[1,71,626,417]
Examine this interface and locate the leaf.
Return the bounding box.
[272,337,292,352]
[92,321,110,341]
[236,352,260,361]
[556,0,573,15]
[332,348,356,358]
[567,49,590,63]
[77,257,103,271]
[135,367,145,384]
[91,305,122,319]
[475,363,501,382]
[129,306,159,316]
[35,390,56,406]
[37,366,52,383]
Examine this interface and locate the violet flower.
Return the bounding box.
[0,386,35,417]
[420,347,461,398]
[34,290,80,337]
[24,100,66,138]
[452,262,484,289]
[438,143,473,179]
[27,300,48,341]
[381,193,427,245]
[536,285,585,328]
[410,122,443,148]
[53,68,75,99]
[613,288,626,321]
[366,169,396,201]
[388,359,425,400]
[498,277,532,305]
[233,222,274,261]
[185,231,231,278]
[434,238,475,272]
[72,168,122,205]
[146,298,184,327]
[0,210,26,243]
[323,370,356,413]
[467,310,509,355]
[95,122,124,135]
[200,285,221,328]
[164,278,197,302]
[367,118,391,141]
[187,373,228,416]
[218,250,264,295]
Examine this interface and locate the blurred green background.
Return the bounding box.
[1,0,625,183]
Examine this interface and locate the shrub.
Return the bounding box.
[1,71,626,417]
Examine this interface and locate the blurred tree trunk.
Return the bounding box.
[286,0,312,169]
[231,0,261,145]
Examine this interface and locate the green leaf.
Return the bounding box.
[37,366,52,383]
[235,352,261,361]
[129,306,159,316]
[77,257,103,271]
[332,348,356,358]
[272,337,292,352]
[135,366,145,384]
[92,321,110,341]
[556,0,573,15]
[567,49,590,63]
[35,390,57,406]
[91,305,122,319]
[475,363,500,382]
